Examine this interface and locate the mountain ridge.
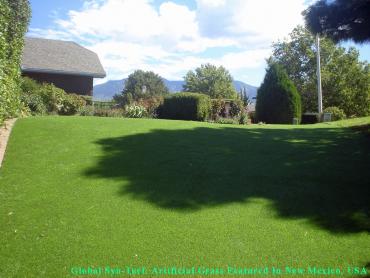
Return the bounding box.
[94,78,258,101]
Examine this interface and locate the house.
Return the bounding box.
[21,37,106,96]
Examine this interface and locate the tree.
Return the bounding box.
[303,0,370,43]
[115,70,169,105]
[239,87,252,106]
[183,63,237,99]
[256,63,301,124]
[269,25,370,116]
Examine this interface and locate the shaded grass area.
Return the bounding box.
[0,116,369,277]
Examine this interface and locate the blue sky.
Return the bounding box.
[28,0,370,86]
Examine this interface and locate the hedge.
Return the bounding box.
[159,92,211,121]
[0,0,31,124]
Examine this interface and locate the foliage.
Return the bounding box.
[20,77,86,115]
[78,106,95,116]
[324,106,346,121]
[238,110,248,125]
[303,0,370,43]
[125,105,146,118]
[92,108,124,117]
[0,0,31,123]
[183,64,237,99]
[59,94,86,115]
[256,63,302,124]
[160,92,211,121]
[212,117,238,125]
[210,98,245,120]
[20,77,46,115]
[229,99,244,118]
[210,99,225,120]
[80,95,93,105]
[135,96,164,118]
[270,26,370,116]
[239,87,252,106]
[114,70,169,106]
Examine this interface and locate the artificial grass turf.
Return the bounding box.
[0,116,369,277]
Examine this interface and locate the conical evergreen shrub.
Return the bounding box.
[256,63,301,124]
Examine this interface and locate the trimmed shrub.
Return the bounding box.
[0,0,31,123]
[324,106,346,121]
[160,93,211,121]
[256,63,302,124]
[301,113,320,124]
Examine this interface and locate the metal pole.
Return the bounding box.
[316,34,323,114]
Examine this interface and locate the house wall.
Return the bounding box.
[22,72,93,96]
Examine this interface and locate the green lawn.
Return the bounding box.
[1,116,369,277]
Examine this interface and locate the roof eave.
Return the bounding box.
[21,67,106,78]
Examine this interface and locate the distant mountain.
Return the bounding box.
[93,78,258,102]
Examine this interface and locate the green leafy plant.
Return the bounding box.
[0,0,31,123]
[79,106,95,116]
[59,94,86,115]
[125,105,147,118]
[160,93,211,121]
[324,106,346,121]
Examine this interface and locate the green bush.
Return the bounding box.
[212,117,238,125]
[256,63,301,124]
[125,105,147,118]
[324,106,346,121]
[210,99,225,120]
[239,110,248,125]
[20,77,86,115]
[80,95,93,105]
[59,94,86,115]
[0,0,31,123]
[20,77,47,115]
[79,106,95,116]
[160,93,211,121]
[229,99,244,118]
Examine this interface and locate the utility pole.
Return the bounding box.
[316,34,323,114]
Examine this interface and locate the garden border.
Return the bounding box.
[0,118,17,168]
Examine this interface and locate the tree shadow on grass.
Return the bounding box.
[84,124,370,234]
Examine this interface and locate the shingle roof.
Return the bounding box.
[21,37,106,78]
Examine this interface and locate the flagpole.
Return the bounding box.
[316,34,323,114]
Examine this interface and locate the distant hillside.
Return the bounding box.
[93,78,258,102]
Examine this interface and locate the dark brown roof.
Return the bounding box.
[21,37,106,78]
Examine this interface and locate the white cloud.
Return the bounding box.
[30,0,311,84]
[196,0,306,44]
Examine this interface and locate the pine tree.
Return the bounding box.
[256,63,302,124]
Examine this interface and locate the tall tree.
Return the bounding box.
[256,63,301,124]
[269,26,370,116]
[114,70,169,105]
[303,0,370,43]
[183,63,237,99]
